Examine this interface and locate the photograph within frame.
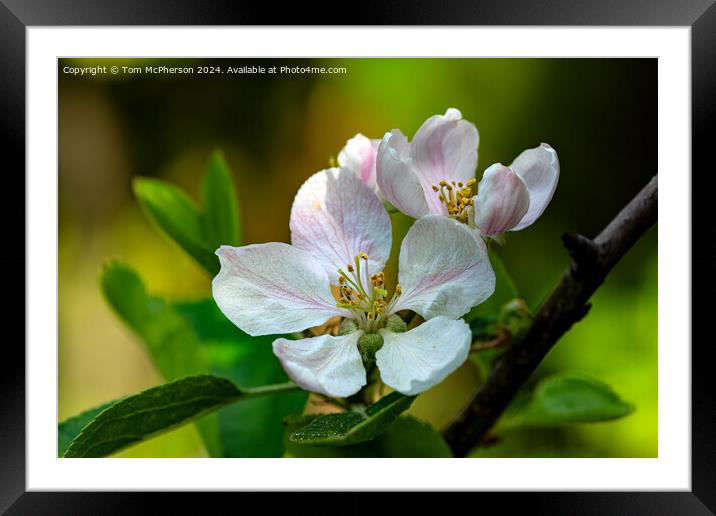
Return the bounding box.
[14,22,700,502]
[56,56,658,461]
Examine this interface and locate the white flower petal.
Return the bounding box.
[392,215,495,319]
[510,143,560,231]
[212,243,346,336]
[337,133,381,196]
[410,107,479,189]
[290,167,392,282]
[377,317,471,395]
[474,164,531,235]
[376,130,431,218]
[273,331,366,397]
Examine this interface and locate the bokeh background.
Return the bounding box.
[58,58,657,457]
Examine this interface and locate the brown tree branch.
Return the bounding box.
[444,175,658,457]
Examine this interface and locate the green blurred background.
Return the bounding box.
[58,58,657,457]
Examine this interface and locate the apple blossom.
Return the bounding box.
[376,108,559,236]
[337,133,383,200]
[471,145,560,235]
[212,168,495,397]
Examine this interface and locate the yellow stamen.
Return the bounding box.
[432,177,478,223]
[333,253,403,332]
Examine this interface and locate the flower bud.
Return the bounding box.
[358,332,384,372]
[498,299,532,340]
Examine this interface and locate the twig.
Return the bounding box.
[444,175,658,457]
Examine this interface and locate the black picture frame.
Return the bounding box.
[3,1,713,513]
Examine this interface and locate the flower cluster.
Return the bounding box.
[213,108,559,398]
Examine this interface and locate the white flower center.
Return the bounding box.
[336,252,401,332]
[432,178,476,224]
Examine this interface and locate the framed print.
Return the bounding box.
[3,0,714,512]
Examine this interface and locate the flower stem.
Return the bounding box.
[243,382,302,398]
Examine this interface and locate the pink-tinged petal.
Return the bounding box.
[392,215,495,319]
[273,331,366,397]
[290,168,391,283]
[473,164,530,236]
[510,143,560,231]
[377,317,471,395]
[409,108,479,190]
[376,129,431,218]
[212,243,346,336]
[337,134,381,195]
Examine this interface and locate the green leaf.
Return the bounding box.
[200,150,241,249]
[502,373,634,430]
[173,297,249,342]
[101,264,305,457]
[132,150,242,276]
[204,336,308,458]
[133,177,219,276]
[290,391,415,446]
[101,262,211,380]
[102,263,307,457]
[63,374,298,458]
[285,415,451,458]
[64,375,238,458]
[173,299,308,457]
[376,416,452,457]
[101,261,222,454]
[58,400,117,457]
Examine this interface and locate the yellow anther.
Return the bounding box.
[334,255,406,329]
[395,284,402,296]
[433,177,478,224]
[374,299,386,314]
[370,272,384,287]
